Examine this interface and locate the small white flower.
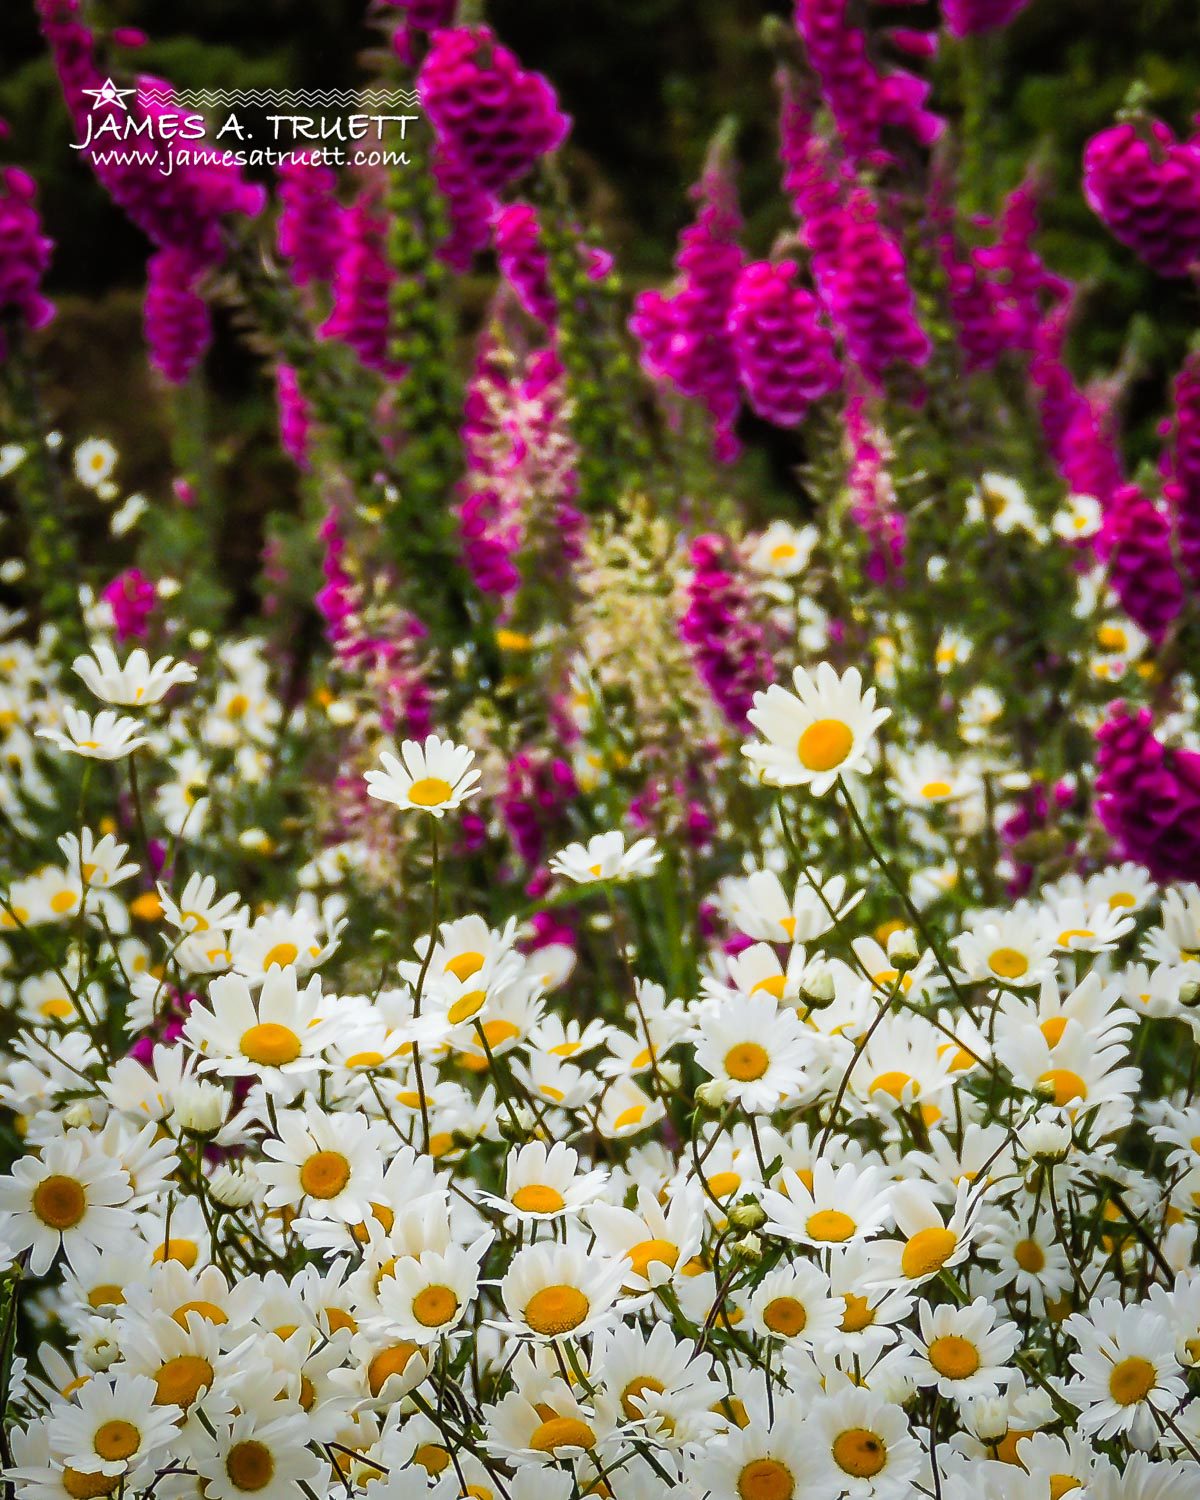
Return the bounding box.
[744,663,890,795]
[364,734,480,817]
[549,830,662,884]
[73,438,118,491]
[38,706,148,760]
[73,642,196,707]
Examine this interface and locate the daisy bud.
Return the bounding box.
[799,961,836,1011]
[696,1079,732,1109]
[81,1328,121,1371]
[1019,1119,1072,1165]
[171,1080,230,1139]
[729,1199,766,1232]
[498,1107,536,1142]
[1178,977,1200,1009]
[730,1233,761,1263]
[886,928,920,972]
[966,1397,1009,1444]
[658,1061,682,1089]
[63,1101,97,1129]
[209,1165,257,1209]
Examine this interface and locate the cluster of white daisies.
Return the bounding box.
[0,639,1199,1500]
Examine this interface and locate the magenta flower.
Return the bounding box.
[1083,119,1200,279]
[319,197,404,377]
[103,569,157,642]
[631,144,746,460]
[1164,352,1200,588]
[794,0,942,167]
[493,203,555,324]
[275,365,311,472]
[1097,482,1184,645]
[143,248,211,385]
[727,259,841,427]
[942,0,1032,37]
[419,27,569,197]
[1096,704,1200,883]
[679,533,775,731]
[276,157,343,287]
[845,389,906,586]
[0,167,54,354]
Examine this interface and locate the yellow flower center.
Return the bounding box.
[762,1296,807,1337]
[1057,929,1093,949]
[240,1022,301,1066]
[620,1375,665,1421]
[512,1184,566,1215]
[707,1171,741,1198]
[900,1226,958,1280]
[414,1444,451,1475]
[445,951,485,981]
[1014,1239,1045,1273]
[806,1209,856,1243]
[613,1104,647,1131]
[153,1238,199,1269]
[412,1284,459,1328]
[299,1150,351,1200]
[870,1070,915,1104]
[225,1439,275,1492]
[725,1042,770,1082]
[367,1343,420,1396]
[32,1174,86,1230]
[524,1284,590,1337]
[50,890,78,914]
[173,1300,226,1327]
[448,989,487,1025]
[1040,1016,1068,1048]
[154,1355,214,1409]
[63,1472,119,1499]
[529,1417,596,1452]
[94,1420,140,1462]
[1108,892,1136,910]
[87,1285,125,1310]
[1038,1069,1087,1107]
[408,776,454,807]
[927,1335,980,1380]
[627,1238,679,1280]
[832,1428,887,1479]
[841,1294,875,1333]
[769,542,797,563]
[988,947,1029,980]
[1109,1356,1156,1406]
[1049,1478,1081,1499]
[751,974,786,1000]
[737,1458,794,1500]
[921,781,952,800]
[797,719,853,774]
[261,942,298,971]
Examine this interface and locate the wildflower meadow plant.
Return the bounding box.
[3,1,1200,1497]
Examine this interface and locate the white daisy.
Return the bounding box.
[364,734,480,816]
[744,663,890,794]
[72,643,196,707]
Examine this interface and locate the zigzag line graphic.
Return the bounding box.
[136,88,422,108]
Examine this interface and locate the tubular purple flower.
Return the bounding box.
[794,0,942,166]
[1164,351,1200,586]
[319,196,404,378]
[1097,482,1184,645]
[418,26,570,197]
[0,167,54,354]
[1083,118,1200,279]
[37,2,264,265]
[846,388,905,585]
[679,533,775,731]
[143,247,212,385]
[727,259,841,427]
[1096,704,1200,883]
[275,364,312,472]
[942,0,1032,38]
[630,143,746,461]
[493,203,555,324]
[276,157,343,287]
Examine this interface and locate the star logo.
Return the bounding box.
[81,78,137,111]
